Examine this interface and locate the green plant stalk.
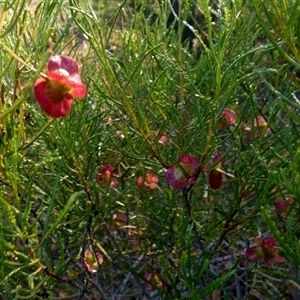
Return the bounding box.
[0,0,26,38]
[267,0,299,62]
[39,191,84,248]
[16,118,56,153]
[252,0,300,68]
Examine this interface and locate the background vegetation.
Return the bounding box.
[1,0,300,299]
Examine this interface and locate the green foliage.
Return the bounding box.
[0,0,300,298]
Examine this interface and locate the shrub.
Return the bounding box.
[1,0,300,298]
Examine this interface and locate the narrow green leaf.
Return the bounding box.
[39,191,84,248]
[198,268,236,298]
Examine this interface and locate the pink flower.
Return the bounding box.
[154,131,168,145]
[108,213,128,231]
[83,249,103,273]
[158,134,168,145]
[245,116,272,139]
[128,227,147,251]
[34,55,87,118]
[219,108,237,129]
[245,236,285,268]
[273,197,293,211]
[166,155,199,189]
[96,165,118,187]
[144,272,163,290]
[144,273,156,290]
[136,172,159,189]
[148,131,168,145]
[107,213,147,251]
[254,116,272,136]
[254,115,268,128]
[209,152,225,190]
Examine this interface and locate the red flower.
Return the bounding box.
[245,236,285,268]
[34,55,87,117]
[96,165,118,187]
[209,152,225,190]
[83,249,103,273]
[166,155,199,189]
[136,172,159,189]
[219,108,237,129]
